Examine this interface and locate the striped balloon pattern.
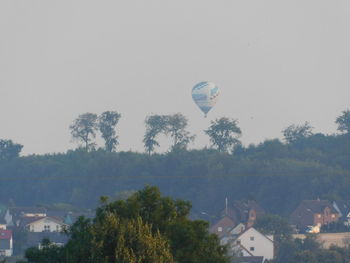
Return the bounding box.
[192,81,219,117]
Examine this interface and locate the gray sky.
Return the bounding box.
[1,0,349,155]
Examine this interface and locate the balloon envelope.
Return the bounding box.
[192,81,219,117]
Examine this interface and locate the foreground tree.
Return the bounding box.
[96,186,229,263]
[282,122,313,144]
[164,113,195,151]
[70,113,98,151]
[205,117,241,153]
[336,109,350,134]
[143,115,167,154]
[0,139,23,161]
[98,111,121,152]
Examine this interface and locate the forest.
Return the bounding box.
[0,109,349,219]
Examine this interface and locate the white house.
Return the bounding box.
[0,229,13,257]
[23,216,67,232]
[230,227,274,261]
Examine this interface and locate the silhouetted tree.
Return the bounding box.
[164,113,195,151]
[282,122,313,144]
[0,139,23,161]
[336,109,350,134]
[205,117,241,153]
[70,113,98,151]
[143,115,167,154]
[98,111,121,152]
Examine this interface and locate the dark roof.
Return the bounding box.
[290,200,339,228]
[209,216,236,238]
[25,232,69,248]
[221,200,265,224]
[0,230,12,240]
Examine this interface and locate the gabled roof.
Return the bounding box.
[21,216,65,227]
[237,227,274,244]
[221,200,265,224]
[0,229,12,240]
[210,216,236,238]
[290,200,339,228]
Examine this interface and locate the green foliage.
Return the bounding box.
[70,113,98,150]
[96,186,229,263]
[21,186,227,263]
[255,214,293,244]
[98,111,121,152]
[336,109,350,134]
[205,117,241,153]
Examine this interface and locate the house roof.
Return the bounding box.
[0,230,12,240]
[290,200,339,228]
[21,216,65,227]
[210,216,236,238]
[237,227,274,244]
[221,200,265,224]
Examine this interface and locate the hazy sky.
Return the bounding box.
[1,0,349,155]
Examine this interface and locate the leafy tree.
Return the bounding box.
[70,113,98,151]
[143,115,167,154]
[98,111,121,152]
[96,186,229,263]
[282,122,313,144]
[255,214,293,244]
[0,139,23,161]
[336,109,350,134]
[24,238,64,263]
[164,113,195,151]
[205,117,241,153]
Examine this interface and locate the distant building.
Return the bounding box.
[209,216,236,238]
[290,200,339,232]
[228,227,274,261]
[21,216,67,233]
[0,229,12,257]
[221,200,265,228]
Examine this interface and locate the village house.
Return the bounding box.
[221,200,265,228]
[0,223,12,257]
[290,200,339,232]
[333,200,350,226]
[227,227,274,262]
[21,216,67,232]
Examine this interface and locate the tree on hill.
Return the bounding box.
[282,122,313,144]
[0,139,23,161]
[205,117,241,153]
[70,113,98,151]
[164,113,195,151]
[336,109,350,134]
[143,114,167,154]
[98,111,121,152]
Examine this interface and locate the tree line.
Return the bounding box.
[68,108,350,154]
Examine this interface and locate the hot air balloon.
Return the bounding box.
[192,81,219,117]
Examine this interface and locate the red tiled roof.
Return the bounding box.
[0,230,12,240]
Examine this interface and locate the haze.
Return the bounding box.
[1,0,349,155]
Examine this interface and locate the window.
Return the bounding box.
[218,227,222,232]
[250,236,254,241]
[317,214,321,218]
[237,240,241,245]
[44,225,51,232]
[250,247,255,251]
[332,214,335,218]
